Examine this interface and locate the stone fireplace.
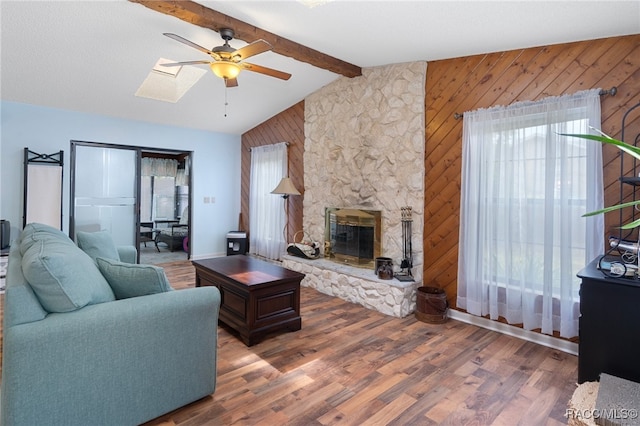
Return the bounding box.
[283,61,427,318]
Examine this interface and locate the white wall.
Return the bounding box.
[0,101,240,258]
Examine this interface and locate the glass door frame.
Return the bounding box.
[69,140,193,262]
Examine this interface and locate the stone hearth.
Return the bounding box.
[283,255,418,318]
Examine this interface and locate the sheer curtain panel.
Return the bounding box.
[457,89,604,338]
[141,158,178,177]
[249,143,288,260]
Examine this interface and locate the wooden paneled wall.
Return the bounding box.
[424,34,640,309]
[240,101,305,244]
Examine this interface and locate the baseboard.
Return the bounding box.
[447,309,578,356]
[191,252,226,261]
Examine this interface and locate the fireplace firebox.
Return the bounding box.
[325,208,381,268]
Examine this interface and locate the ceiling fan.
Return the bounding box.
[161,28,291,88]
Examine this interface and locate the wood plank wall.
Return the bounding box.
[240,101,305,245]
[424,34,640,310]
[240,35,640,313]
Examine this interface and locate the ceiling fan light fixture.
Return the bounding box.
[209,61,241,80]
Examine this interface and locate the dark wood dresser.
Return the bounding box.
[577,258,640,383]
[192,255,305,346]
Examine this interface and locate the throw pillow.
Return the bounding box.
[96,257,173,300]
[21,238,115,313]
[76,230,120,262]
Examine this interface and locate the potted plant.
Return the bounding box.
[564,130,640,229]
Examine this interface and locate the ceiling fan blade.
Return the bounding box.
[232,40,272,61]
[225,77,239,88]
[163,33,221,60]
[240,62,291,80]
[160,60,211,67]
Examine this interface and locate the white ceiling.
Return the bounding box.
[1,1,639,135]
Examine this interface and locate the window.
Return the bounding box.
[457,89,604,338]
[140,176,176,221]
[152,176,176,219]
[140,176,152,222]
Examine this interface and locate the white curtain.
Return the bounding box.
[249,142,288,260]
[457,89,604,338]
[176,169,188,186]
[176,156,189,186]
[141,158,178,177]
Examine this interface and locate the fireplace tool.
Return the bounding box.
[396,206,415,282]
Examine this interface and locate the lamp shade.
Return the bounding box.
[271,177,301,196]
[209,61,241,80]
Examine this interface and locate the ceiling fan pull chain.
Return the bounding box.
[224,84,229,117]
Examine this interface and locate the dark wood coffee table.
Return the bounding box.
[192,255,305,346]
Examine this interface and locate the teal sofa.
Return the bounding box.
[1,223,221,426]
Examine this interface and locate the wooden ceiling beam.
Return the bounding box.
[129,0,362,78]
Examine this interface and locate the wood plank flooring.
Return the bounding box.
[0,260,578,425]
[145,260,577,425]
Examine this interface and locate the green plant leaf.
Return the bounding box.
[582,200,640,217]
[565,132,640,229]
[561,133,640,159]
[621,218,640,230]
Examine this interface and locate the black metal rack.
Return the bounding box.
[616,102,640,242]
[23,148,64,229]
[602,102,640,278]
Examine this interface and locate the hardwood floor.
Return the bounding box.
[147,260,577,425]
[1,260,578,425]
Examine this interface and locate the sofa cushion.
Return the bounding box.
[20,222,74,256]
[21,235,115,313]
[96,257,173,300]
[21,222,68,240]
[76,230,120,262]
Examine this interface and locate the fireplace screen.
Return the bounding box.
[325,208,381,268]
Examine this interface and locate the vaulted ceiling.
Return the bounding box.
[1,1,638,135]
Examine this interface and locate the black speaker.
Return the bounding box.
[1,220,10,250]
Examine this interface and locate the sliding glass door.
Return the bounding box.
[70,141,193,261]
[70,142,138,247]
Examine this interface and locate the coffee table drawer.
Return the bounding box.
[253,283,299,325]
[256,288,297,320]
[220,284,248,321]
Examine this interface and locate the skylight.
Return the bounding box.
[135,58,206,103]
